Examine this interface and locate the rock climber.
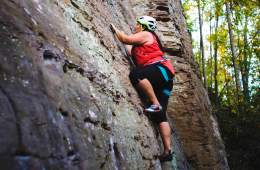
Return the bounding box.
[110,16,175,162]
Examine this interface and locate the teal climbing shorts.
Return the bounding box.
[129,63,174,124]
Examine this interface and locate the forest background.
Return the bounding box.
[181,0,259,169]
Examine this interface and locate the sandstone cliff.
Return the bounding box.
[0,0,228,170]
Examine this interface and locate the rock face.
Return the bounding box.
[0,0,228,170]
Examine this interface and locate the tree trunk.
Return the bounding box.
[197,0,207,89]
[213,11,219,103]
[209,7,213,99]
[225,2,241,101]
[242,15,250,102]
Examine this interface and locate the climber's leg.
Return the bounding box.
[129,64,165,112]
[158,124,173,162]
[129,64,174,162]
[155,79,174,162]
[159,121,172,154]
[137,78,160,106]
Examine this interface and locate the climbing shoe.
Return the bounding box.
[145,105,162,113]
[159,150,173,162]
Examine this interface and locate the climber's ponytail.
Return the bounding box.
[141,25,164,52]
[151,32,165,52]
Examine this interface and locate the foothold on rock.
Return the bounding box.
[113,142,124,161]
[67,149,75,157]
[59,108,69,117]
[112,111,116,116]
[67,150,80,165]
[43,50,59,60]
[101,122,111,131]
[84,117,99,125]
[63,60,85,76]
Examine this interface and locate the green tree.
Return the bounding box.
[182,0,260,169]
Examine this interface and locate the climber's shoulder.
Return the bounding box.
[125,31,152,45]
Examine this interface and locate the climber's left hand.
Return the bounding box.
[110,24,117,34]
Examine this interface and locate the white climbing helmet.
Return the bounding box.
[137,16,157,32]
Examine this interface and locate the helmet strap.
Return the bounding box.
[141,24,144,31]
[141,24,146,31]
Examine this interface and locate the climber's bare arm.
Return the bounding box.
[111,24,150,45]
[125,45,132,56]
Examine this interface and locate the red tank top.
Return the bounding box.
[131,33,175,75]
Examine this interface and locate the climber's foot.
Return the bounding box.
[145,105,162,113]
[159,150,173,162]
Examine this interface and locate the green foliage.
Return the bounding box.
[182,0,260,168]
[216,91,260,169]
[182,0,196,32]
